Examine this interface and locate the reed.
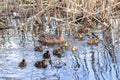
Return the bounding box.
[0,0,119,46]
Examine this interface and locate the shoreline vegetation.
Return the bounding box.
[0,0,119,47]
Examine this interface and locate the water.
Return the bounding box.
[0,28,120,80]
[0,14,120,80]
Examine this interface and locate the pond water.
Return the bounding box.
[0,28,120,80]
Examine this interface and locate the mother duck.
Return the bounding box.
[39,27,65,45]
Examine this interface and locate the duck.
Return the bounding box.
[53,49,61,58]
[87,39,99,46]
[39,27,64,45]
[87,39,93,45]
[83,27,90,33]
[78,27,90,33]
[72,45,78,52]
[41,60,47,68]
[34,61,42,68]
[75,33,83,40]
[62,41,70,48]
[43,50,50,59]
[93,39,99,45]
[34,60,47,68]
[19,59,27,68]
[34,45,43,52]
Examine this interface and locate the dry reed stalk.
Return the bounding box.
[0,0,120,43]
[15,0,54,28]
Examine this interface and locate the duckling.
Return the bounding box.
[34,45,43,52]
[43,50,50,59]
[72,45,78,52]
[41,60,47,68]
[34,60,47,68]
[63,41,70,48]
[34,61,42,68]
[93,39,99,46]
[75,33,83,40]
[87,39,99,46]
[87,39,94,45]
[19,59,27,68]
[78,27,90,33]
[53,49,61,58]
[83,27,90,33]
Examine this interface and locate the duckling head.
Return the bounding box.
[46,50,49,53]
[22,59,25,62]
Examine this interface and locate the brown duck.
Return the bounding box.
[39,27,64,45]
[75,33,83,40]
[19,59,27,68]
[53,49,61,58]
[43,50,51,59]
[62,41,70,48]
[34,60,47,68]
[34,45,43,52]
[87,39,99,46]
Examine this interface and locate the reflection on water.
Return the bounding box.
[0,29,120,80]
